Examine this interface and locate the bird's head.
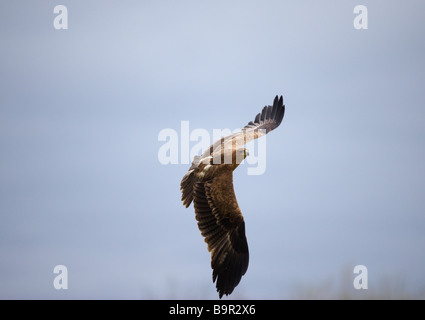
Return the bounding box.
[234,148,249,165]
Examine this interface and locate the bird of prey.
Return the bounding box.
[180,95,285,298]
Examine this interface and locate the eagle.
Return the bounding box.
[180,95,285,298]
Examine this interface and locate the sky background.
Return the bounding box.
[1,1,425,299]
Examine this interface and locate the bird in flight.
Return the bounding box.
[180,95,285,298]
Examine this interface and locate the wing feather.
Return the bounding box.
[193,172,249,298]
[201,95,285,160]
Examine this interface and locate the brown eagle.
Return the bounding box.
[180,95,285,298]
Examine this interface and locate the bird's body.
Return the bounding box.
[180,96,285,298]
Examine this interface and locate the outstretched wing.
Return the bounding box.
[193,170,249,298]
[202,95,285,161]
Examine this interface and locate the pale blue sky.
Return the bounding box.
[1,1,425,299]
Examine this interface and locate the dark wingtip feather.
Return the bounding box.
[254,112,260,123]
[241,94,285,133]
[269,97,278,120]
[265,103,272,120]
[276,95,285,125]
[212,221,249,299]
[260,106,267,122]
